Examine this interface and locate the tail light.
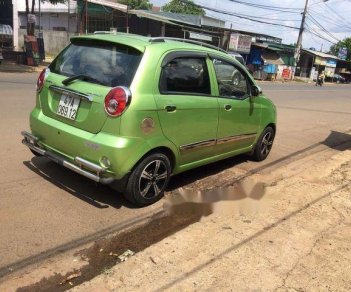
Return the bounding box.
[104,86,131,117]
[36,68,49,92]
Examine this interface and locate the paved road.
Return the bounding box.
[0,72,350,276]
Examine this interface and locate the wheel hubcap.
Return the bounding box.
[139,160,168,199]
[260,132,273,157]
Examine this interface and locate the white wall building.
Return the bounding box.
[13,0,77,50]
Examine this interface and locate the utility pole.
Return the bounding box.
[67,0,70,40]
[85,0,88,34]
[39,0,41,36]
[294,0,309,66]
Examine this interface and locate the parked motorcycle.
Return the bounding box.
[316,77,324,86]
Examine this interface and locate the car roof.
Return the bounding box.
[71,33,233,60]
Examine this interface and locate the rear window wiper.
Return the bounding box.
[62,74,105,86]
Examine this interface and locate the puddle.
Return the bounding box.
[16,179,269,291]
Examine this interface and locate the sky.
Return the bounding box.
[151,0,351,52]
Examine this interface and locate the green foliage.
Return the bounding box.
[329,37,351,62]
[162,0,205,16]
[118,0,152,10]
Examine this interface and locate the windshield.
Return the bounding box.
[49,40,142,87]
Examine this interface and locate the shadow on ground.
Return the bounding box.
[23,158,133,209]
[7,130,351,289]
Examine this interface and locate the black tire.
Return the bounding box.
[124,153,171,207]
[30,149,43,157]
[251,126,275,161]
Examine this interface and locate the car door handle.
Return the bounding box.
[224,104,232,111]
[165,105,177,112]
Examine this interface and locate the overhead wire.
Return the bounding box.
[183,0,343,49]
[304,23,338,44]
[225,0,302,12]
[324,1,351,27]
[180,1,301,29]
[307,13,341,42]
[309,7,351,30]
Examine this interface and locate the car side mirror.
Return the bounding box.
[251,85,262,97]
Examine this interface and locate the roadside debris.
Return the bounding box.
[118,250,135,262]
[59,271,82,285]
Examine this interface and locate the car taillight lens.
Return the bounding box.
[36,68,49,92]
[104,86,131,117]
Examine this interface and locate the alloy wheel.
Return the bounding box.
[138,160,168,199]
[260,131,273,157]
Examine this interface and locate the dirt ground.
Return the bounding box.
[62,147,350,292]
[0,144,350,291]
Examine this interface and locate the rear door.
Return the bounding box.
[154,52,219,165]
[211,57,261,154]
[41,39,142,134]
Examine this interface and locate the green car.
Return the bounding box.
[22,33,276,206]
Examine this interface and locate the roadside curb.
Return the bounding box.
[0,61,48,73]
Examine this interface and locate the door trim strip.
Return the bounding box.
[216,133,257,145]
[180,139,216,152]
[179,133,257,152]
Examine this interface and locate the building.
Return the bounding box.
[296,49,340,81]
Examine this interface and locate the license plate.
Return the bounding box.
[56,94,80,120]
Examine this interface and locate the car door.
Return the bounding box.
[154,52,219,165]
[211,57,262,155]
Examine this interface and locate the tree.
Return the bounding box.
[118,0,152,10]
[162,0,205,16]
[25,0,67,35]
[329,37,351,62]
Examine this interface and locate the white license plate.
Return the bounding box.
[56,94,80,120]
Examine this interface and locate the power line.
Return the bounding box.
[304,23,338,44]
[309,7,351,30]
[324,1,351,27]
[225,0,303,12]
[307,13,341,42]
[180,1,301,29]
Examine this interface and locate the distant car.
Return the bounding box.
[22,34,276,206]
[325,74,347,84]
[228,52,245,65]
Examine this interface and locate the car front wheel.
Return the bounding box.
[251,126,275,161]
[124,153,171,207]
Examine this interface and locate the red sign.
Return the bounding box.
[282,69,290,79]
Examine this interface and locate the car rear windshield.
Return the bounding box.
[49,39,142,87]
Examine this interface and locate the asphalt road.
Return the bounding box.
[0,72,350,277]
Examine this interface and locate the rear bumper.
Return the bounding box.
[21,130,114,184]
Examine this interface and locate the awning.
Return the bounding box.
[0,24,13,36]
[88,0,127,12]
[77,0,127,14]
[261,51,284,65]
[131,10,201,27]
[303,49,340,60]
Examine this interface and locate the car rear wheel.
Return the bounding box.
[124,153,171,206]
[30,149,43,157]
[250,126,275,161]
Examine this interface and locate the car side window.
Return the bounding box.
[213,59,249,99]
[160,57,211,95]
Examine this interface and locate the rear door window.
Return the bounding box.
[49,40,142,87]
[159,57,211,95]
[213,59,249,99]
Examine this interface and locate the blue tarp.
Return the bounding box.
[263,64,277,73]
[247,47,262,65]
